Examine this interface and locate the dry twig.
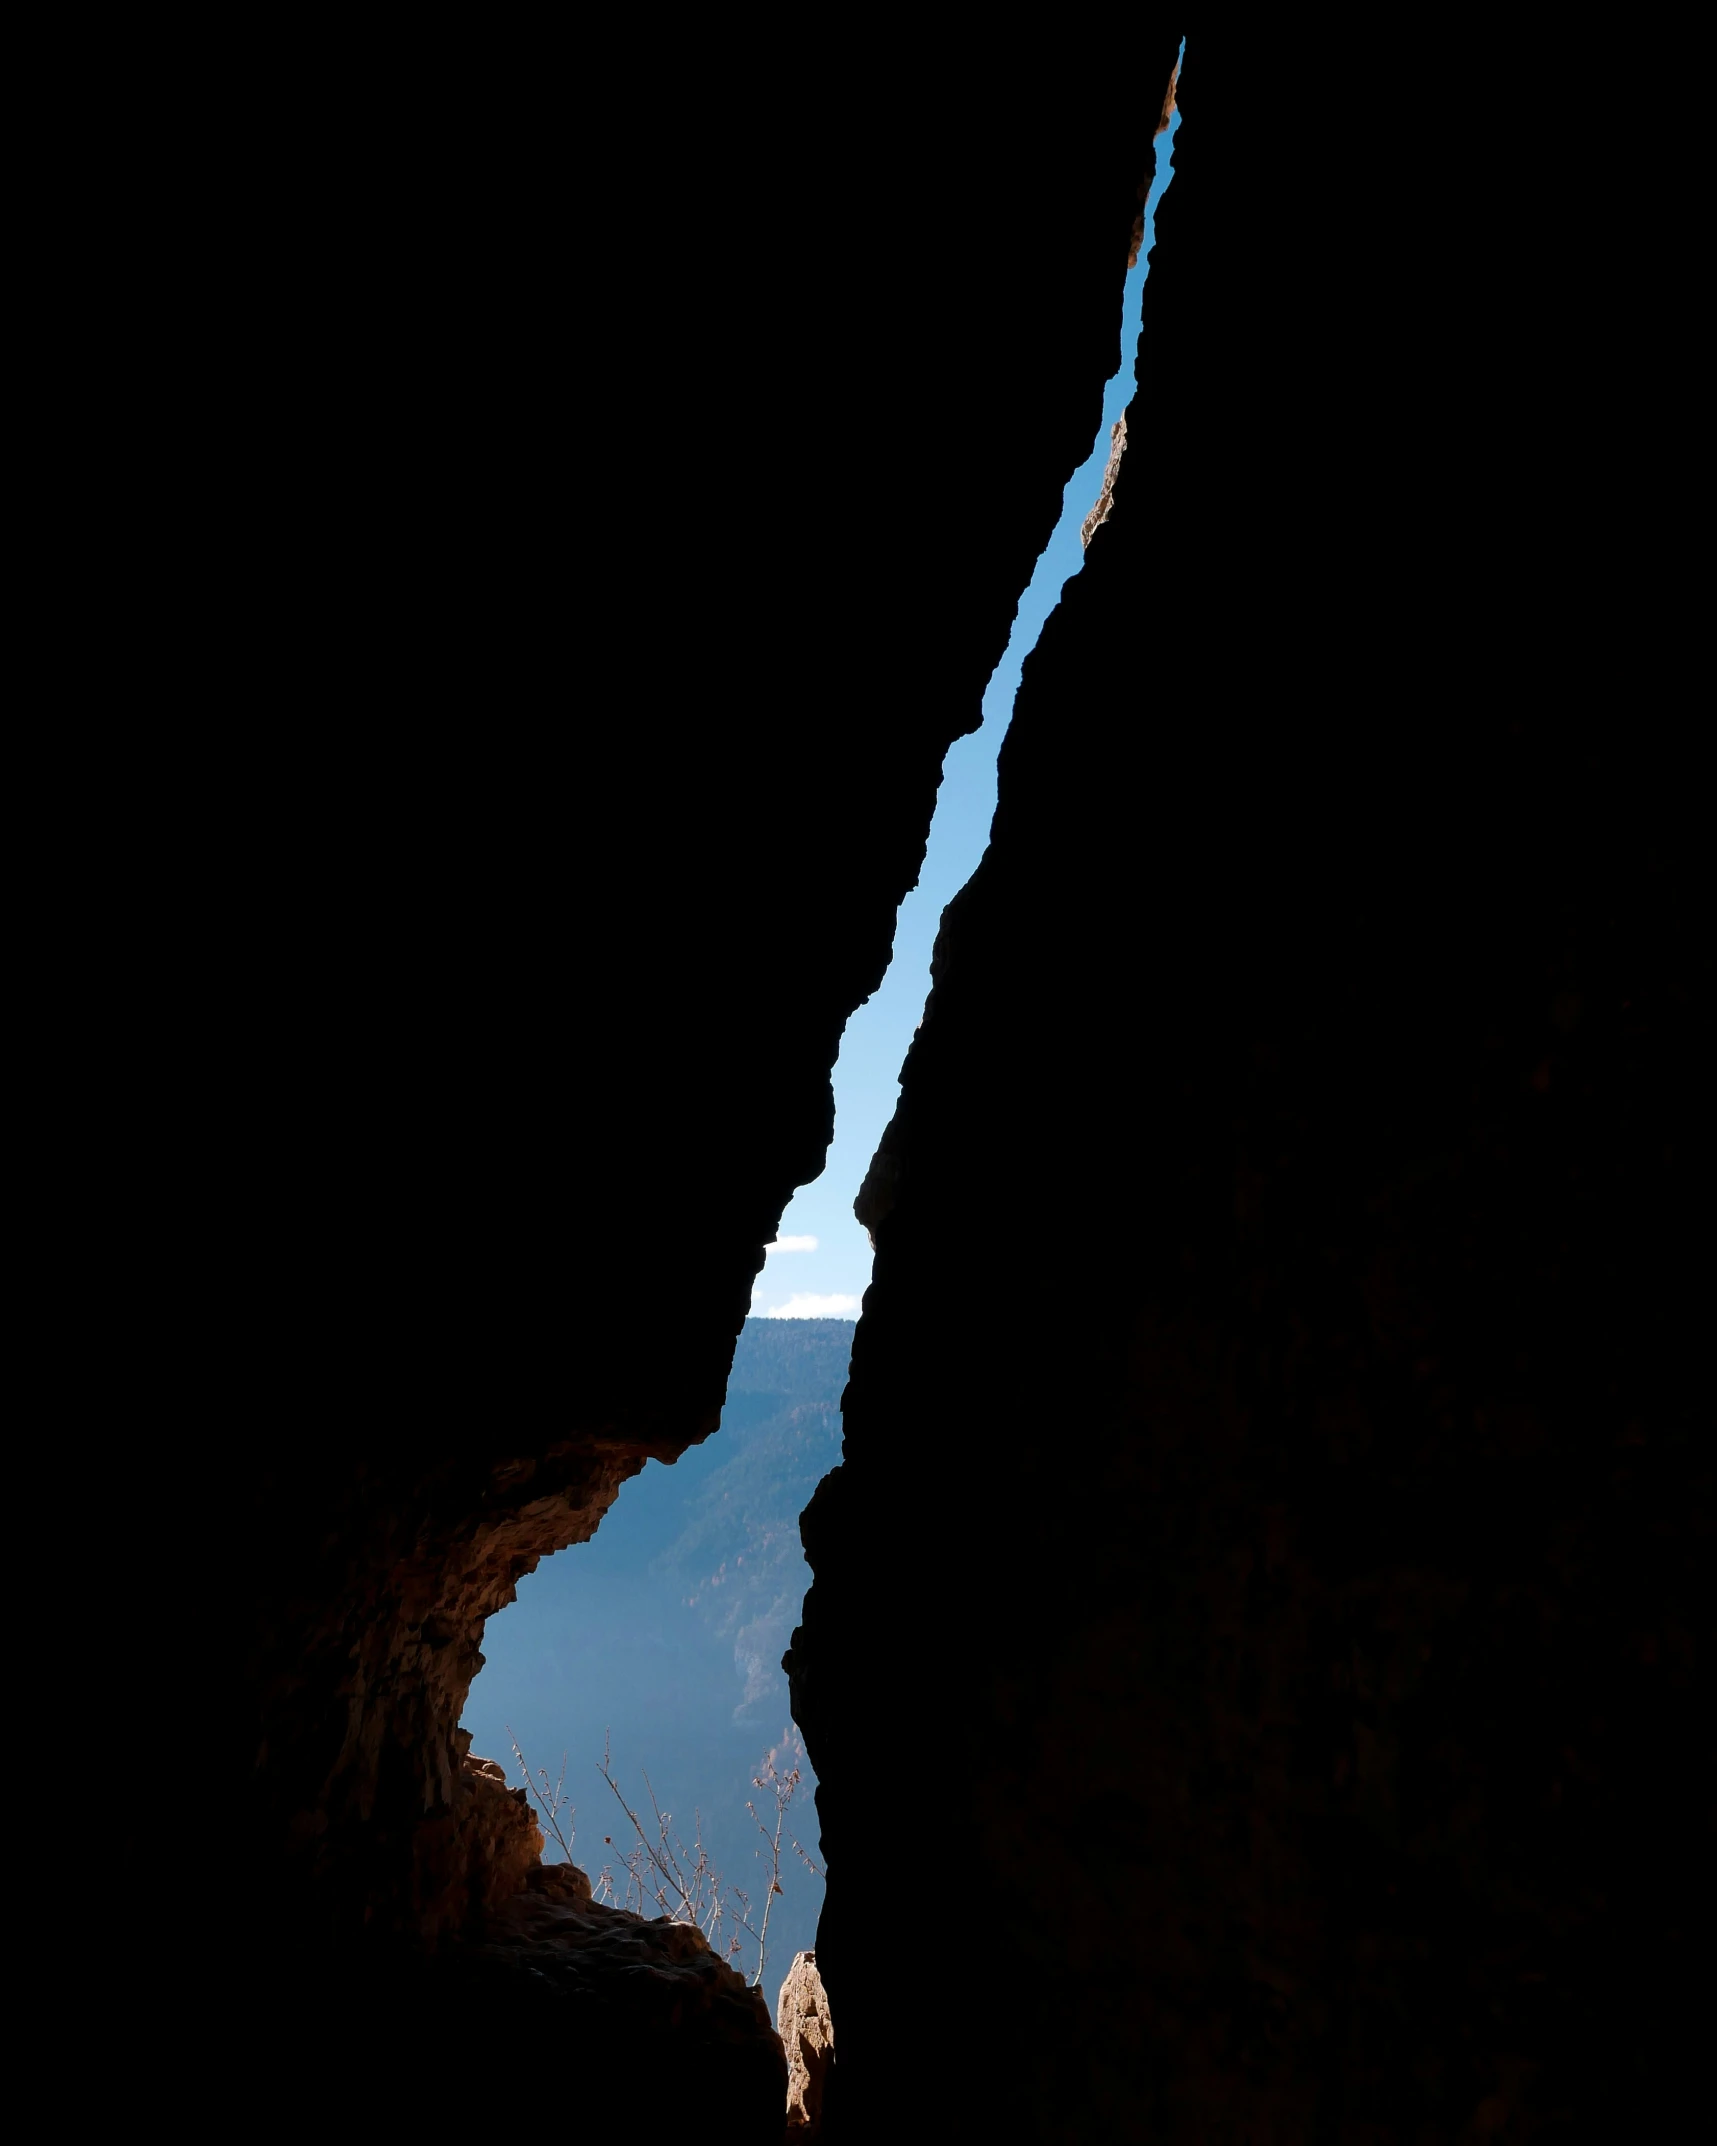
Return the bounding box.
[506,1722,575,1863]
[510,1725,817,1993]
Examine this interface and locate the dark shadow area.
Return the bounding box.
[112,18,1701,2142]
[788,26,1705,2143]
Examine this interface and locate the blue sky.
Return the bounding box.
[754,91,1183,1320]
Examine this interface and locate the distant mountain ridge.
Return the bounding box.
[459,1317,854,1990]
[654,1319,851,1719]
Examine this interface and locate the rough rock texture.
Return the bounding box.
[454,1865,786,2118]
[474,1872,769,2040]
[778,1951,835,2134]
[788,29,1706,2146]
[1129,61,1182,267]
[450,1740,545,1928]
[170,21,1184,2125]
[298,1864,789,2134]
[1079,416,1128,549]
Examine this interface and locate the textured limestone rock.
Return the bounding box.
[450,1741,545,1923]
[1128,61,1181,268]
[315,1864,789,2134]
[1078,415,1127,547]
[249,1437,674,1950]
[778,1951,834,2133]
[523,1856,592,1908]
[476,1871,775,2048]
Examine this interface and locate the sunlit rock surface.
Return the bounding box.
[778,1951,835,2134]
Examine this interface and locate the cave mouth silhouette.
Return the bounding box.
[455,69,1187,2025]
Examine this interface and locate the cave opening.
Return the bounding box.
[197,28,1702,2135]
[455,62,1185,2021]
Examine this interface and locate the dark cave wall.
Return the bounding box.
[212,27,1188,2090]
[790,32,1705,2143]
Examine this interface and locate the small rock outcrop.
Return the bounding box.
[777,1951,834,2134]
[451,1738,544,1924]
[1078,415,1128,548]
[447,1871,787,2125]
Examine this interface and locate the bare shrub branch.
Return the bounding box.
[509,1724,817,1994]
[505,1722,575,1864]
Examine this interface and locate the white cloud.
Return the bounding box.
[758,1292,860,1320]
[764,1235,819,1254]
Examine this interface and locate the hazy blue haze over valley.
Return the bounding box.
[461,1320,852,1989]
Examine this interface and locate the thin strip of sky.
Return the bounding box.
[756,78,1185,1321]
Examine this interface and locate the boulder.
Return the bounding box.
[777,1951,834,2135]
